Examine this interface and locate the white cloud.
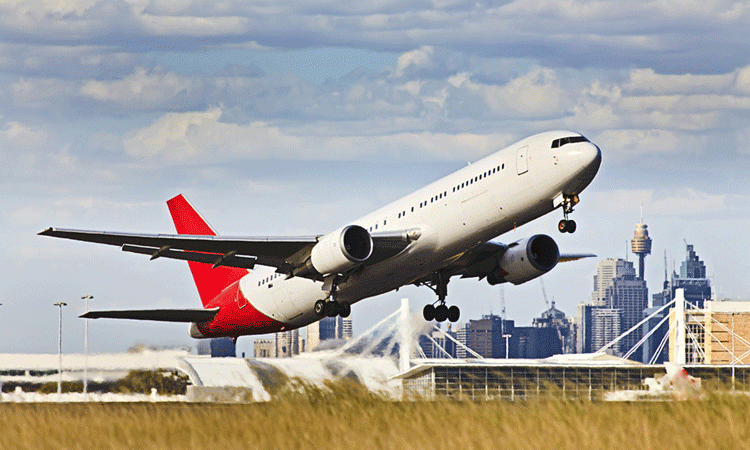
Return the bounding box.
[394,46,434,77]
[592,188,737,219]
[121,106,515,163]
[452,68,567,118]
[596,129,708,157]
[79,67,202,109]
[122,107,304,162]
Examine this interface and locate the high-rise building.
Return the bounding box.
[275,328,302,357]
[673,244,712,309]
[644,243,712,363]
[586,259,648,359]
[306,316,353,351]
[591,308,622,355]
[513,326,563,358]
[456,323,469,358]
[576,303,595,353]
[591,259,636,306]
[532,301,573,353]
[604,272,648,360]
[418,326,457,358]
[465,315,514,358]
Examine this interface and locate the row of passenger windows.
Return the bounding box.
[551,135,588,148]
[258,272,281,287]
[368,162,506,232]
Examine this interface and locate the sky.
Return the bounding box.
[2,0,750,356]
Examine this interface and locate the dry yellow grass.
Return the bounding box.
[2,390,750,450]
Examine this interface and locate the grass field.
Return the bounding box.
[2,388,750,450]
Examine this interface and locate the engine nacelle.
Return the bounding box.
[310,225,373,275]
[488,234,559,285]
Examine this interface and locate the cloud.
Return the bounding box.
[120,105,515,163]
[591,188,748,219]
[79,67,203,110]
[1,0,748,73]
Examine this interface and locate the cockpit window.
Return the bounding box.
[551,135,588,148]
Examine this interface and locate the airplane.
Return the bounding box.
[39,130,601,341]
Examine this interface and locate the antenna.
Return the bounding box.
[499,286,506,321]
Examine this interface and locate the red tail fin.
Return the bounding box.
[167,194,247,307]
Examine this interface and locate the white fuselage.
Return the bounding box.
[240,130,601,328]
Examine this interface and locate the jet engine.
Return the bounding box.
[487,234,559,285]
[310,225,373,275]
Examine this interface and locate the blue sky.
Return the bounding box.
[2,0,750,356]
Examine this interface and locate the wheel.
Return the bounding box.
[326,301,338,317]
[339,301,351,318]
[423,304,435,321]
[558,220,568,233]
[434,304,449,322]
[314,300,326,317]
[448,305,460,323]
[567,220,576,233]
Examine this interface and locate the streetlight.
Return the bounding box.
[81,295,93,401]
[53,301,67,402]
[503,334,511,359]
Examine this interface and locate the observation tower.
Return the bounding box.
[630,206,652,280]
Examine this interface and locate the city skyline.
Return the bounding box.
[3,1,750,356]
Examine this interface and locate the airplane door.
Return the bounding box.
[516,145,528,175]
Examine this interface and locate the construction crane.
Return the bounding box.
[540,278,550,308]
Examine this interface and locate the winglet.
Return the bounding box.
[167,194,248,307]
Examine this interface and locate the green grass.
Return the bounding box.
[2,389,750,450]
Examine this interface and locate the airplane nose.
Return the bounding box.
[580,142,602,169]
[576,142,602,184]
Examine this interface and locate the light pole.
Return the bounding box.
[503,334,511,359]
[54,301,67,402]
[81,295,93,400]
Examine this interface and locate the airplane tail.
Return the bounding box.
[167,194,248,307]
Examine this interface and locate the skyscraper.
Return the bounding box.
[643,243,712,363]
[306,316,353,351]
[586,259,648,359]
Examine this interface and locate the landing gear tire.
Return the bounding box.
[314,300,326,317]
[423,304,435,321]
[434,304,449,322]
[448,305,460,323]
[326,301,338,317]
[338,301,351,318]
[558,219,576,233]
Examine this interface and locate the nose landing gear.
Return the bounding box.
[558,194,579,233]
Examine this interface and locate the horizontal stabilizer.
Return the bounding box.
[559,253,596,262]
[80,307,220,323]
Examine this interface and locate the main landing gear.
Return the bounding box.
[419,271,460,323]
[558,194,579,234]
[314,275,351,318]
[314,299,351,318]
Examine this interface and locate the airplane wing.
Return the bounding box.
[559,253,597,262]
[81,307,220,322]
[38,227,415,277]
[412,241,595,284]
